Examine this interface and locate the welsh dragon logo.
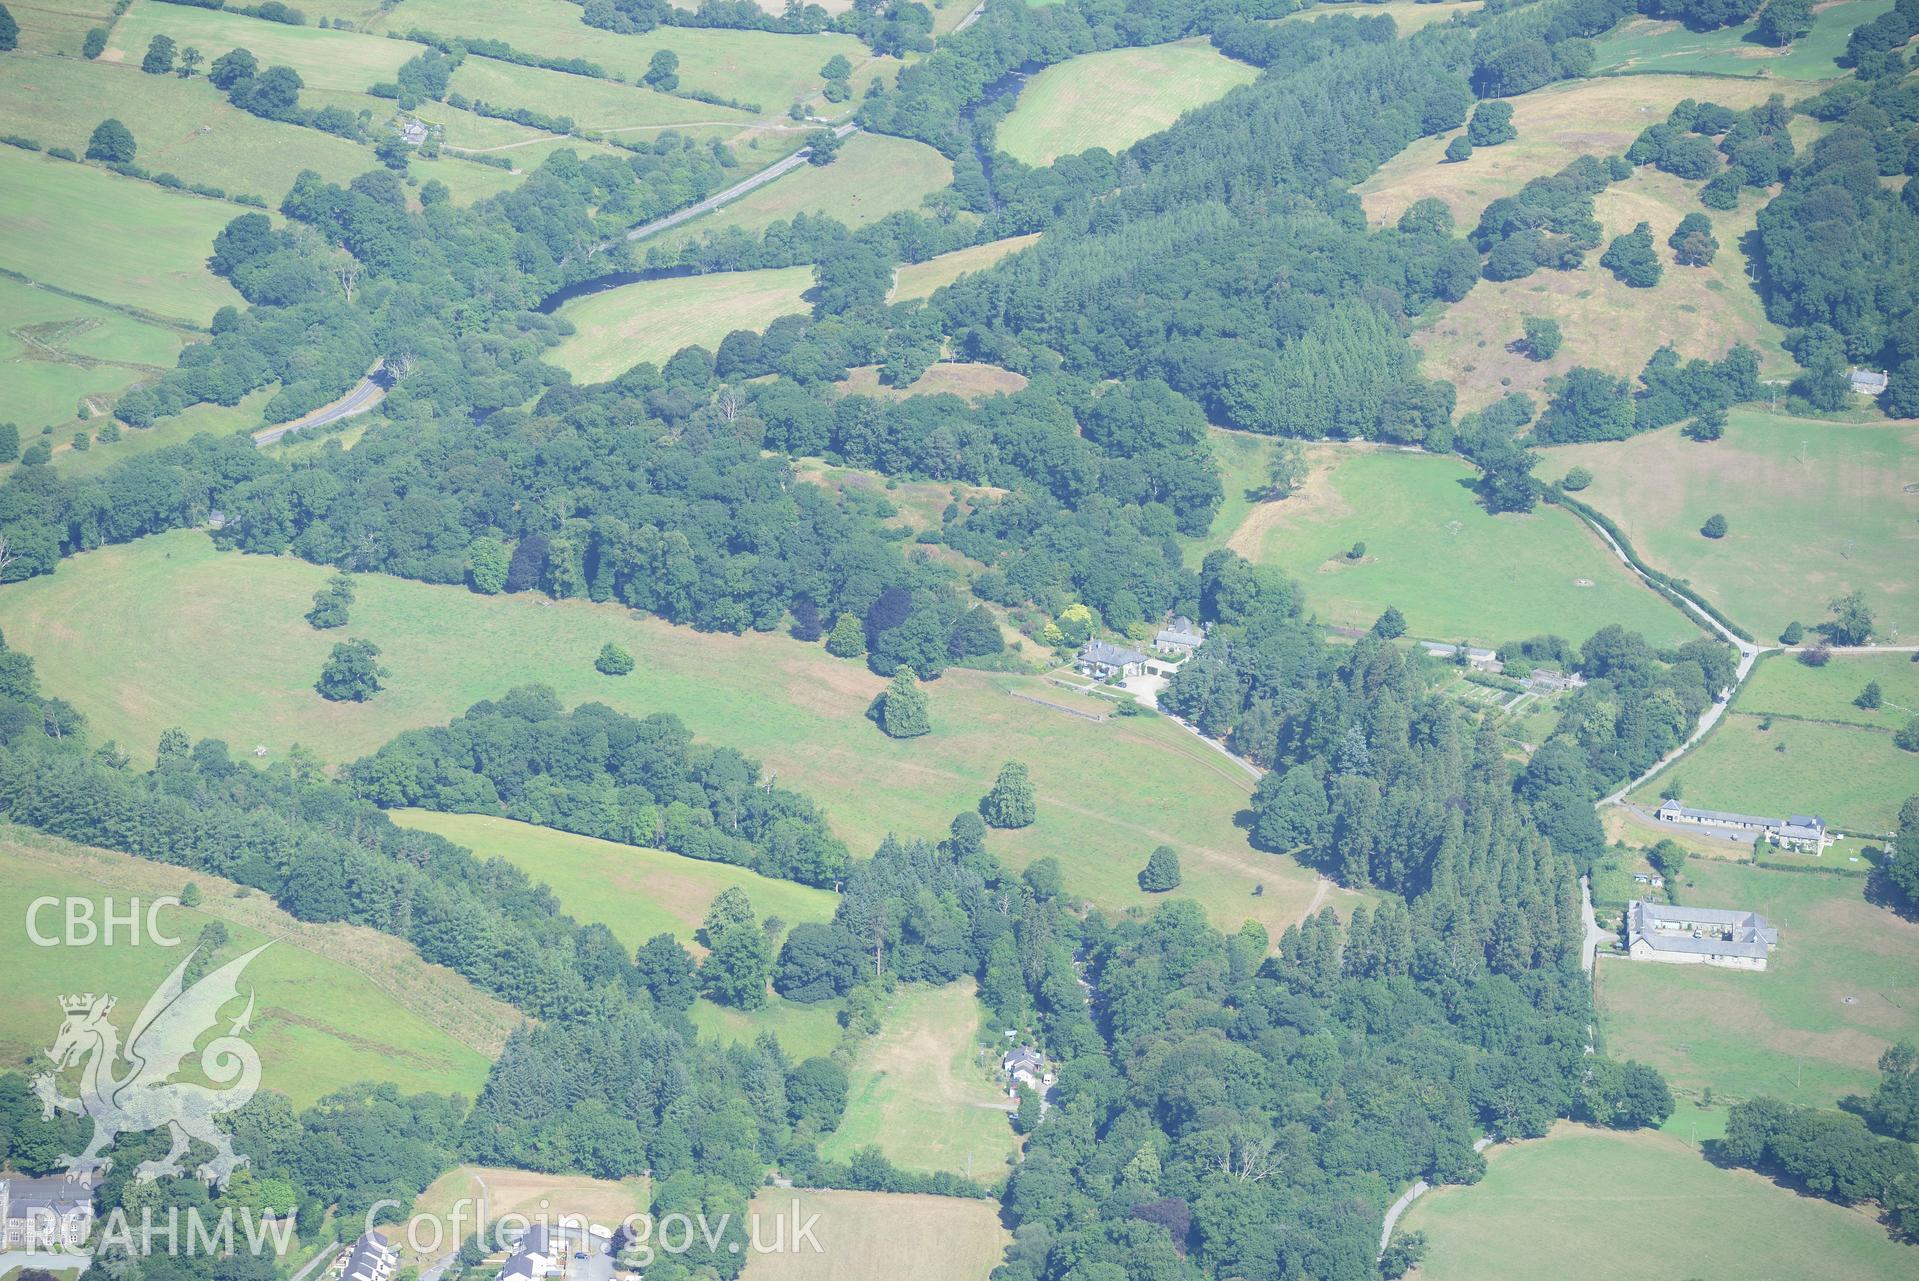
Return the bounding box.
[32,945,269,1187]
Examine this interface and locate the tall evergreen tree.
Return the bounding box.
[982,760,1036,829]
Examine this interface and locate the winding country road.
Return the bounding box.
[252,360,387,447]
[623,122,859,244]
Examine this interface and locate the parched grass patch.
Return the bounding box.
[1596,860,1919,1116]
[546,266,814,383]
[836,362,1029,402]
[0,531,1343,940]
[1401,1123,1917,1281]
[1281,0,1482,33]
[997,40,1259,167]
[1545,413,1919,642]
[387,810,837,954]
[1227,444,1697,647]
[0,51,377,204]
[1593,0,1894,80]
[739,1188,1009,1281]
[656,133,953,248]
[0,826,513,1107]
[819,981,1018,1183]
[0,275,184,434]
[1630,712,1915,834]
[105,2,415,93]
[407,1166,648,1262]
[0,148,244,326]
[1740,650,1919,728]
[1188,428,1280,566]
[890,234,1040,303]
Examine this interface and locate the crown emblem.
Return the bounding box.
[60,993,112,1014]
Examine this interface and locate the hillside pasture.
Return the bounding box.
[739,1189,1009,1281]
[1596,860,1919,1115]
[0,275,184,434]
[1739,650,1919,728]
[1593,0,1894,80]
[104,3,415,94]
[1225,444,1697,647]
[1281,0,1482,33]
[690,997,847,1061]
[6,0,118,55]
[0,827,513,1107]
[1544,414,1919,642]
[446,56,757,134]
[0,532,1344,941]
[386,810,837,954]
[1400,1123,1918,1281]
[997,40,1259,167]
[819,981,1018,1182]
[836,362,1029,402]
[546,267,814,383]
[0,147,244,326]
[890,234,1040,303]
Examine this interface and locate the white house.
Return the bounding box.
[339,1233,398,1281]
[1002,1045,1048,1094]
[1077,639,1150,680]
[1625,899,1778,971]
[1,1175,95,1250]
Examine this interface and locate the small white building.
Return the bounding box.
[1625,899,1778,971]
[1,1175,95,1250]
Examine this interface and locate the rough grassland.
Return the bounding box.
[447,57,757,133]
[740,1188,1009,1281]
[1188,428,1278,566]
[104,3,415,94]
[407,1166,647,1262]
[374,0,872,108]
[836,363,1029,402]
[547,267,814,383]
[7,0,118,55]
[1632,712,1916,833]
[49,388,275,480]
[0,532,1343,940]
[1593,0,1894,79]
[1282,0,1482,34]
[998,40,1259,167]
[0,827,512,1107]
[1546,414,1919,641]
[1401,1123,1916,1281]
[1740,651,1919,727]
[1227,445,1697,647]
[0,148,244,326]
[890,234,1040,303]
[1597,860,1919,1115]
[689,998,846,1060]
[819,981,1018,1183]
[0,275,184,433]
[655,133,953,248]
[0,53,377,203]
[386,810,837,954]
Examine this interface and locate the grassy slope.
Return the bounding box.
[406,1166,649,1262]
[740,1188,1010,1281]
[0,826,513,1107]
[1545,414,1919,642]
[1629,712,1915,833]
[819,981,1018,1183]
[836,363,1028,401]
[447,57,758,132]
[890,234,1041,304]
[1402,1123,1916,1281]
[1281,0,1483,34]
[1188,428,1277,566]
[1739,651,1919,728]
[0,275,185,433]
[547,267,814,382]
[8,0,119,55]
[1597,860,1919,1115]
[386,810,837,953]
[0,532,1342,940]
[105,3,415,92]
[689,997,847,1060]
[1227,444,1698,646]
[0,148,243,326]
[997,40,1259,167]
[1593,0,1894,79]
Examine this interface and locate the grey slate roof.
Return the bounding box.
[2,1175,94,1219]
[1628,899,1778,959]
[1656,801,1782,828]
[342,1233,397,1281]
[1081,640,1148,667]
[1155,616,1204,647]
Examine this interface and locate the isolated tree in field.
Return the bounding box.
[1899,719,1919,752]
[1138,845,1182,892]
[1371,606,1407,640]
[85,119,136,165]
[1669,212,1718,266]
[1522,315,1562,360]
[1601,222,1662,288]
[983,760,1036,829]
[1779,620,1804,645]
[806,127,842,166]
[1347,541,1366,561]
[1822,591,1874,646]
[315,639,383,702]
[1444,134,1473,163]
[178,45,202,78]
[141,34,176,75]
[1700,513,1727,539]
[1466,99,1516,147]
[0,4,17,53]
[1265,438,1307,498]
[82,26,106,59]
[595,642,634,676]
[1857,680,1884,710]
[1755,0,1813,45]
[644,48,679,92]
[210,47,258,90]
[304,573,353,628]
[466,536,507,594]
[825,612,865,658]
[821,53,852,81]
[876,666,930,738]
[1561,466,1593,491]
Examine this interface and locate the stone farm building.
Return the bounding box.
[1626,899,1779,970]
[1850,367,1889,396]
[1653,799,1831,851]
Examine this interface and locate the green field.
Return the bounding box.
[44,388,273,481]
[1226,445,1698,647]
[0,275,185,433]
[656,133,953,248]
[890,234,1040,303]
[0,147,244,326]
[998,40,1259,167]
[1402,1123,1917,1281]
[0,52,377,204]
[447,56,758,134]
[1740,651,1919,728]
[1188,428,1278,566]
[7,0,118,55]
[691,996,847,1061]
[0,531,1345,941]
[1634,713,1916,834]
[0,827,511,1107]
[387,810,837,952]
[547,267,814,382]
[1598,859,1919,1118]
[1548,414,1919,643]
[740,1188,1010,1281]
[819,981,1018,1183]
[1593,0,1894,80]
[105,3,415,94]
[1284,0,1481,33]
